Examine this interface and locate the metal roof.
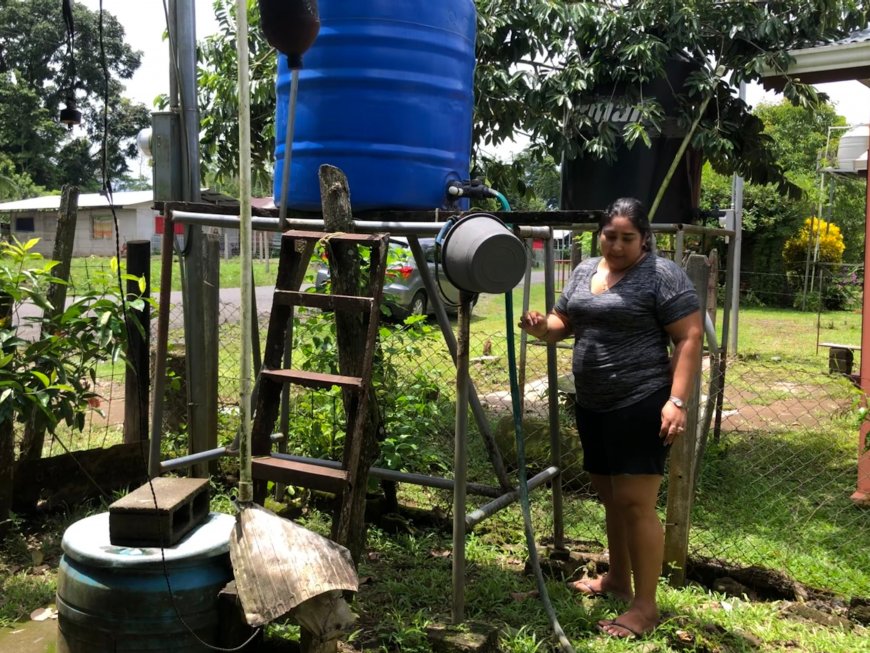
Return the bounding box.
[761,25,870,88]
[0,190,154,213]
[835,26,870,46]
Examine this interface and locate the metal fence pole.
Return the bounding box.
[544,235,565,549]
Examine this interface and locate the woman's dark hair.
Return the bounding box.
[600,197,652,250]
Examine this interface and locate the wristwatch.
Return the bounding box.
[668,395,686,410]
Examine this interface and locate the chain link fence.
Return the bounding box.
[201,285,868,599]
[690,354,867,596]
[40,253,868,600]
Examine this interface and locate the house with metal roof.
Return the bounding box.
[0,190,157,257]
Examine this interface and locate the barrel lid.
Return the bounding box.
[61,512,234,568]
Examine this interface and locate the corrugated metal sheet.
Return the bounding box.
[836,26,870,46]
[0,191,153,212]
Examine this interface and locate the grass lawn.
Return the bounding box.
[3,276,868,651]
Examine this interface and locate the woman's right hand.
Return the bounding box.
[518,310,550,339]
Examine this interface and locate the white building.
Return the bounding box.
[0,190,156,257]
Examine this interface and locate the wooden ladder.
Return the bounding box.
[249,229,388,510]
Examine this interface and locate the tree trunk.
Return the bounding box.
[0,292,14,535]
[0,417,13,537]
[20,185,79,461]
[319,165,383,565]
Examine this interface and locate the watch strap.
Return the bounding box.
[668,395,686,409]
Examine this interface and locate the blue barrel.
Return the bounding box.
[56,512,234,653]
[274,0,477,211]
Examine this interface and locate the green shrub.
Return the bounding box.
[0,238,142,433]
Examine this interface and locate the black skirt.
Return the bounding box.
[574,385,672,476]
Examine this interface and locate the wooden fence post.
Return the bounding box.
[193,233,221,477]
[19,184,78,461]
[664,253,709,586]
[0,292,13,536]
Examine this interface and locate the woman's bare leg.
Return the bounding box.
[598,474,663,637]
[568,474,633,600]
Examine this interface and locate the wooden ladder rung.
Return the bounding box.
[260,369,363,390]
[272,289,375,313]
[282,230,384,243]
[251,456,349,494]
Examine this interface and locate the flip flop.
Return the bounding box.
[597,619,646,639]
[567,578,604,597]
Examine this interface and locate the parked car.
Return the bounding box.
[314,237,468,320]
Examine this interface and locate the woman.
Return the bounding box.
[518,197,703,639]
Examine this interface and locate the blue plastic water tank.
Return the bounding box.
[273,0,477,211]
[56,512,235,652]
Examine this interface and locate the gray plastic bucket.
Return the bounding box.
[441,213,527,294]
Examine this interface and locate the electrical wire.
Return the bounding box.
[61,0,77,98]
[94,4,262,651]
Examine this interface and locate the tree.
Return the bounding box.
[474,148,561,211]
[0,153,43,202]
[700,99,866,305]
[473,1,868,199]
[196,0,275,195]
[0,0,150,191]
[782,217,845,271]
[195,1,869,200]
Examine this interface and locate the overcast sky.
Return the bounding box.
[81,0,869,162]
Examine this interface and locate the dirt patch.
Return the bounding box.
[719,392,852,432]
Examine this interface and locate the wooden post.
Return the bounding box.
[706,249,718,328]
[124,241,151,444]
[20,184,79,461]
[0,292,13,536]
[0,417,13,537]
[853,135,870,507]
[190,233,220,477]
[319,165,381,565]
[664,253,709,586]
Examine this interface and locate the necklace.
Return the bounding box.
[594,253,646,292]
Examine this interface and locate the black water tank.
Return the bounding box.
[561,57,700,223]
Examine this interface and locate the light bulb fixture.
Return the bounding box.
[59,97,81,129]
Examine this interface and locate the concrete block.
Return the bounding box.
[109,477,209,547]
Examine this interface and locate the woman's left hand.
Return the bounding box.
[660,400,686,445]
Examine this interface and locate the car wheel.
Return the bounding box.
[409,291,427,317]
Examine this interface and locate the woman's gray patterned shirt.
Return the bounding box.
[554,254,700,411]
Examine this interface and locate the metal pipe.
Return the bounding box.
[465,466,560,530]
[236,0,254,504]
[544,234,565,549]
[167,0,178,108]
[169,211,551,239]
[161,446,228,472]
[728,81,746,354]
[452,294,472,624]
[518,239,533,418]
[277,68,300,232]
[175,0,200,202]
[149,209,178,477]
[270,453,502,497]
